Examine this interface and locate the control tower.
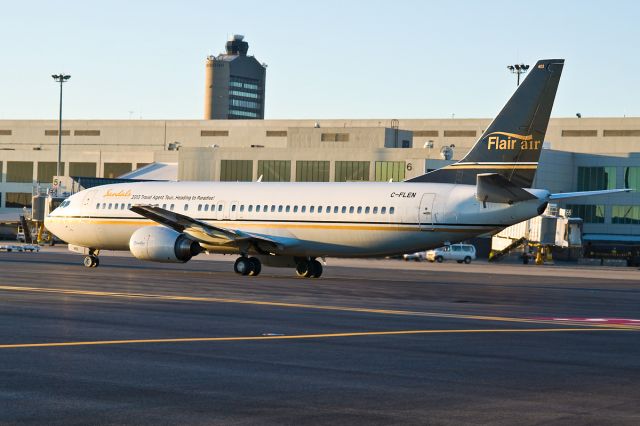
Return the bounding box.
[204,35,266,120]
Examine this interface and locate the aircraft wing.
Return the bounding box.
[129,205,288,253]
[548,188,632,201]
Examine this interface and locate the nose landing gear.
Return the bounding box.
[83,249,100,268]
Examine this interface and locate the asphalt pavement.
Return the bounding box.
[0,250,638,425]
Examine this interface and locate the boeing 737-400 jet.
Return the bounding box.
[45,59,629,278]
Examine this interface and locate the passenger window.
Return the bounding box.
[373,207,378,214]
[263,204,268,212]
[121,203,125,210]
[381,207,387,214]
[96,203,100,209]
[128,204,132,209]
[365,207,370,214]
[310,206,315,213]
[317,206,322,213]
[256,205,261,212]
[293,206,298,213]
[271,205,276,212]
[231,205,236,212]
[198,204,202,211]
[278,205,283,212]
[341,206,346,213]
[357,206,362,214]
[170,204,174,211]
[184,204,188,211]
[108,203,112,209]
[204,204,208,211]
[240,205,244,212]
[349,206,354,214]
[285,205,290,213]
[390,207,395,214]
[301,206,306,213]
[334,206,339,213]
[248,205,253,212]
[218,204,223,212]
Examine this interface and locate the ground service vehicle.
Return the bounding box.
[427,244,476,263]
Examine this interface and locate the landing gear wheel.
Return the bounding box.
[464,256,472,264]
[247,257,261,276]
[83,255,99,268]
[296,259,322,278]
[296,261,311,278]
[310,259,323,278]
[234,257,251,275]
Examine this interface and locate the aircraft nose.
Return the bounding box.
[44,215,65,241]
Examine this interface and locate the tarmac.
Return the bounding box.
[0,248,639,425]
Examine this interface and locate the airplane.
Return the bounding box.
[45,59,629,278]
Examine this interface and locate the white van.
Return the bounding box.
[426,244,476,264]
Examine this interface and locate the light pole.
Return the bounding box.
[507,63,529,86]
[51,74,71,178]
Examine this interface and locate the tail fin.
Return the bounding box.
[407,59,564,187]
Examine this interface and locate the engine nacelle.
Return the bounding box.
[129,226,201,263]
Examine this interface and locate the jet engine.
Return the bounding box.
[129,226,201,263]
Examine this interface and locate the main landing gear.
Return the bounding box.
[234,256,262,276]
[232,256,323,278]
[295,258,323,278]
[83,249,100,268]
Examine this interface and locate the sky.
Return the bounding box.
[1,0,639,120]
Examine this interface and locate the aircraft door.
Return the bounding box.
[418,193,435,231]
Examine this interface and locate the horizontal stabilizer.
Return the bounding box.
[476,173,537,204]
[548,189,632,201]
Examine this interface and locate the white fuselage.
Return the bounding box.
[45,181,549,257]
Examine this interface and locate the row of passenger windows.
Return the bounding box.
[95,202,396,215]
[197,204,396,215]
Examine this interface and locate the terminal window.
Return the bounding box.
[624,167,640,191]
[296,161,329,182]
[444,130,476,137]
[37,162,65,183]
[74,130,101,136]
[201,130,229,137]
[44,130,70,136]
[257,160,291,182]
[220,160,253,182]
[375,161,406,182]
[321,133,349,142]
[6,192,32,208]
[6,161,33,183]
[566,204,605,224]
[69,162,97,177]
[577,166,616,191]
[335,161,370,182]
[104,163,132,179]
[612,205,640,225]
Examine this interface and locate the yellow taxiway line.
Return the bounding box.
[0,328,630,350]
[1,285,639,331]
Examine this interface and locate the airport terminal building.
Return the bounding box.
[0,117,638,248]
